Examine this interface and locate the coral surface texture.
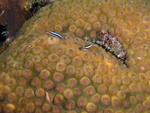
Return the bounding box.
[0,0,150,112]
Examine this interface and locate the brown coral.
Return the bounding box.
[0,0,150,112]
[19,0,150,69]
[0,32,149,112]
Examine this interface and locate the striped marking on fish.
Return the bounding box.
[79,43,93,50]
[47,31,64,40]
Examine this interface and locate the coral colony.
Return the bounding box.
[0,0,150,112]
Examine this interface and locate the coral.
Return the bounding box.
[18,0,149,69]
[0,0,150,112]
[0,32,149,112]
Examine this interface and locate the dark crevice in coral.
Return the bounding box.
[26,1,52,20]
[0,0,52,54]
[0,24,7,44]
[0,1,27,36]
[0,23,14,54]
[93,30,128,68]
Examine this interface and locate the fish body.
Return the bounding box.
[80,43,93,50]
[47,31,64,40]
[0,10,4,16]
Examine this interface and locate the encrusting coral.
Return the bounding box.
[0,0,150,112]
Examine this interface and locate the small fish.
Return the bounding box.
[0,10,4,16]
[47,31,63,40]
[79,43,93,50]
